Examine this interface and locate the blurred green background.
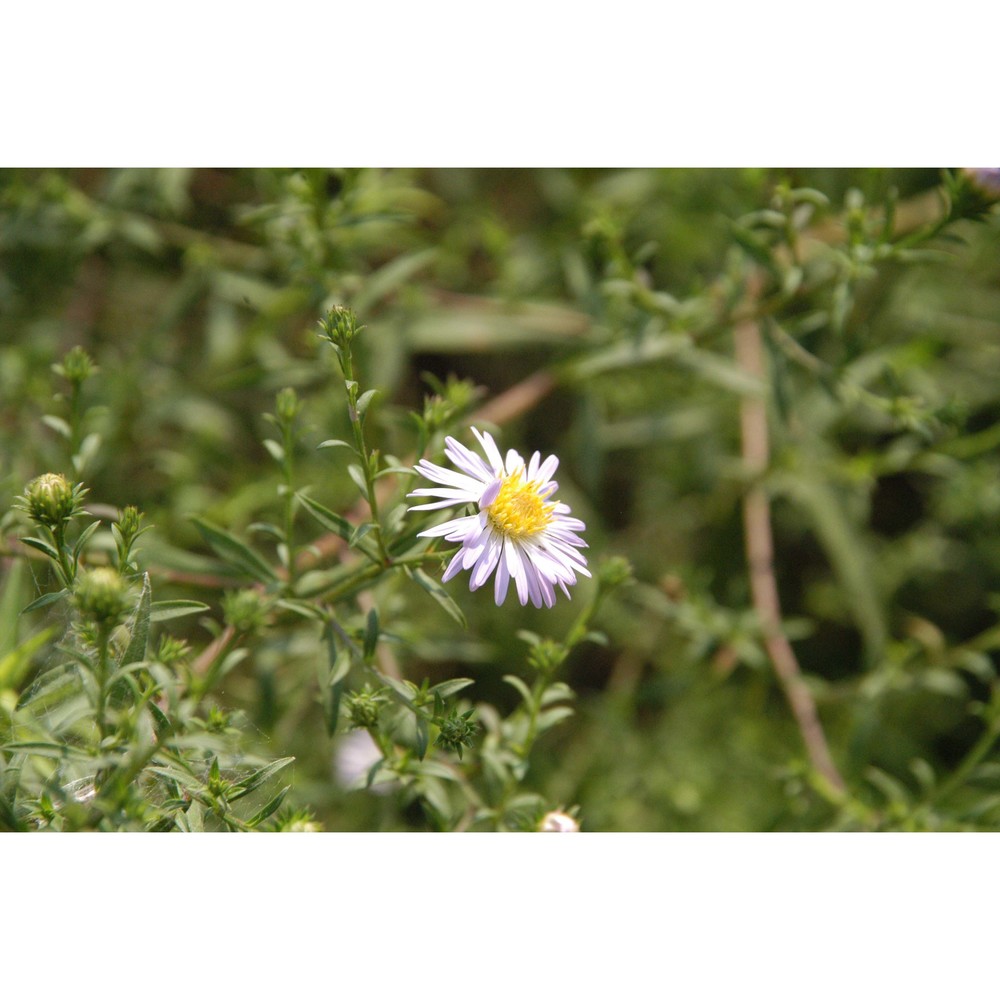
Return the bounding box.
[3,167,1000,830]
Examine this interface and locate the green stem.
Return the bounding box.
[930,687,1000,806]
[95,622,111,746]
[282,421,297,588]
[340,349,391,565]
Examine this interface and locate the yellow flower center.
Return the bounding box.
[485,471,555,540]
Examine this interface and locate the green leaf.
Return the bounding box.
[72,520,103,564]
[429,678,475,700]
[408,567,467,629]
[19,536,59,561]
[347,463,369,497]
[228,757,295,802]
[248,785,290,826]
[21,589,69,615]
[275,598,325,621]
[0,626,58,690]
[363,607,380,660]
[15,661,79,710]
[262,439,285,463]
[317,438,356,452]
[149,600,211,622]
[0,561,28,660]
[382,674,418,705]
[296,492,357,545]
[119,573,152,666]
[536,705,575,733]
[503,674,534,706]
[415,716,430,760]
[191,517,279,584]
[40,414,72,439]
[355,388,379,420]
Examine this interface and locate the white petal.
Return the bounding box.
[471,427,505,475]
[470,533,503,590]
[444,436,494,481]
[407,486,479,502]
[536,454,559,484]
[441,549,467,582]
[494,554,511,604]
[478,478,502,509]
[417,514,480,539]
[412,460,487,493]
[408,497,472,512]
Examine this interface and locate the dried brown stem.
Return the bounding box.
[734,283,846,795]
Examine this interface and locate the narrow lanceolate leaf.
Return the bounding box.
[297,492,381,561]
[296,492,356,544]
[430,678,475,700]
[317,438,355,451]
[0,626,58,690]
[149,600,211,622]
[415,716,430,760]
[19,537,59,561]
[119,573,152,666]
[191,517,279,584]
[228,757,295,801]
[20,589,69,615]
[355,388,379,420]
[363,607,380,661]
[72,520,103,564]
[408,567,467,629]
[503,674,534,707]
[248,785,290,827]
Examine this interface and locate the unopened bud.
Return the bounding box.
[74,567,130,625]
[18,473,87,528]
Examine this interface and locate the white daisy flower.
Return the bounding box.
[408,427,590,608]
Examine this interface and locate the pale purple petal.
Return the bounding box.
[471,427,505,475]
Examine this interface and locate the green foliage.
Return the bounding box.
[2,167,1000,831]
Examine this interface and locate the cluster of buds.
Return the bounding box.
[317,305,363,366]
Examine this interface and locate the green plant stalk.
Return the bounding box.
[339,347,391,565]
[930,686,1000,807]
[295,550,446,603]
[282,419,298,588]
[68,379,84,460]
[51,521,76,588]
[95,621,111,745]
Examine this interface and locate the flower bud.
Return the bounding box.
[275,386,302,425]
[597,555,634,594]
[346,685,386,730]
[74,567,131,625]
[18,473,87,528]
[116,505,144,546]
[222,588,269,634]
[434,707,478,760]
[54,345,97,386]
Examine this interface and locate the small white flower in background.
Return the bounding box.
[408,427,589,608]
[333,729,392,795]
[539,810,580,832]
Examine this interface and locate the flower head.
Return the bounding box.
[408,427,589,607]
